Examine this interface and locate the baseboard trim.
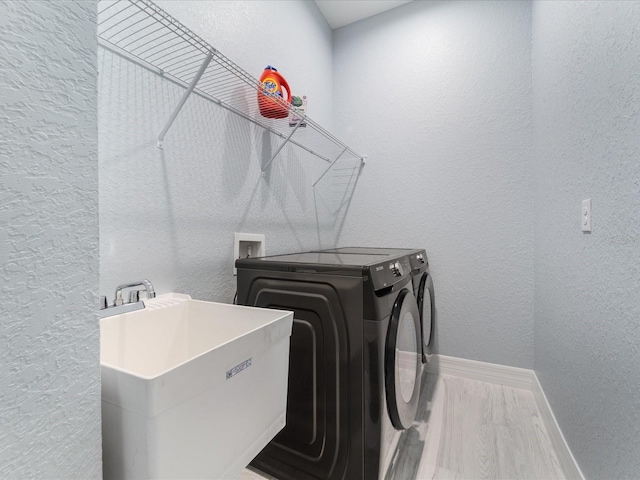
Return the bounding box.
[531,374,585,480]
[427,354,535,390]
[427,354,584,480]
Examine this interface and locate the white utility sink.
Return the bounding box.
[100,293,293,480]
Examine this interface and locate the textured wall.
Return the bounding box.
[333,1,534,368]
[0,1,100,478]
[99,0,339,302]
[532,1,640,477]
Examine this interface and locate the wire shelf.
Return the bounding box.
[97,0,365,178]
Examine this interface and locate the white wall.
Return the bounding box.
[98,1,342,301]
[99,1,339,301]
[0,1,100,478]
[333,1,534,368]
[532,1,640,477]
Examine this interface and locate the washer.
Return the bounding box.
[236,250,423,480]
[318,247,436,364]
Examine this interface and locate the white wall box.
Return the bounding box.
[233,233,265,275]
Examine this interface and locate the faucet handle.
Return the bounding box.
[128,288,150,304]
[114,290,124,306]
[129,290,140,303]
[100,296,108,310]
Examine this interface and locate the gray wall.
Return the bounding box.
[532,1,640,478]
[0,1,100,478]
[99,0,341,302]
[333,0,535,368]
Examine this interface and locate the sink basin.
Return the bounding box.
[100,293,293,480]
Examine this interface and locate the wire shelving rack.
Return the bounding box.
[97,0,365,184]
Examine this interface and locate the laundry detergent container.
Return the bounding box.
[100,293,293,479]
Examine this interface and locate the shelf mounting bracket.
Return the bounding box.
[157,52,213,149]
[261,116,305,176]
[312,147,347,188]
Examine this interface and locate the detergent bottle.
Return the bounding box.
[258,65,291,119]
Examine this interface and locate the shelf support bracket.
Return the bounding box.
[312,147,347,188]
[157,52,213,149]
[261,116,305,176]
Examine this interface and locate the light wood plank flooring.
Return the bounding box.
[241,372,566,480]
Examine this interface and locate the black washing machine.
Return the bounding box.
[318,247,436,364]
[236,250,423,480]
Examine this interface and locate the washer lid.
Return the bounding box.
[385,288,422,430]
[236,251,410,279]
[251,251,397,266]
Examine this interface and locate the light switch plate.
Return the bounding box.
[582,199,591,232]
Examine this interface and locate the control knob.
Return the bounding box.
[390,261,404,277]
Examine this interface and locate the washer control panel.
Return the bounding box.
[390,261,404,277]
[369,256,411,291]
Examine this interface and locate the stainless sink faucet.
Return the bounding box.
[114,279,156,306]
[99,279,156,318]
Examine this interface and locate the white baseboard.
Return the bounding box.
[531,373,585,480]
[427,354,535,390]
[427,354,584,480]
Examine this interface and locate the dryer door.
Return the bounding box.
[385,288,422,430]
[416,272,435,362]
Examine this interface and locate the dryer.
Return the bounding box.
[406,249,435,363]
[236,250,423,480]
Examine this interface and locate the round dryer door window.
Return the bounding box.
[385,288,422,430]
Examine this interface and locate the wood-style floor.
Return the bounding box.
[241,372,566,480]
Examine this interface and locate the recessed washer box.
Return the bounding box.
[100,293,292,479]
[234,233,265,275]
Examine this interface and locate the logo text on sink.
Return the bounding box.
[226,358,252,380]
